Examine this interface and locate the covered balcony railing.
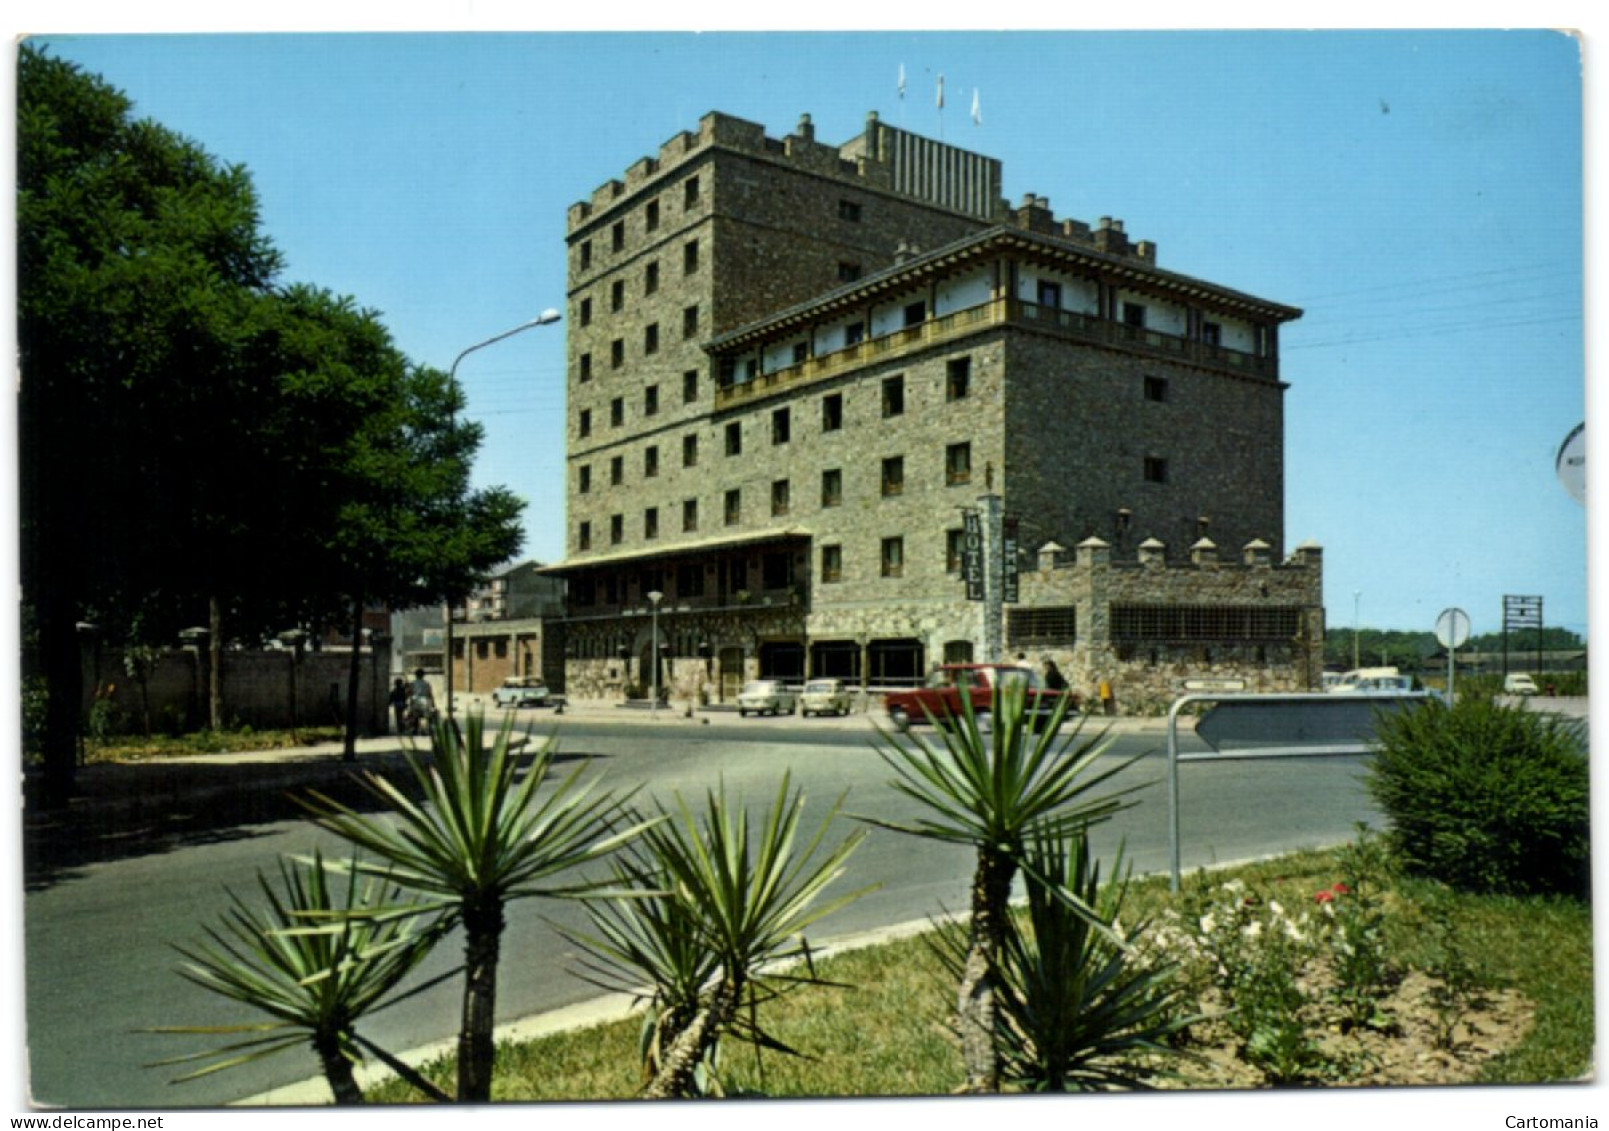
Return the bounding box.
[715,297,1278,408]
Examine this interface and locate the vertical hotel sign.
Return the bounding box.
[1002,517,1020,604]
[962,510,984,600]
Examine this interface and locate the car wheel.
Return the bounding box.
[889,707,910,733]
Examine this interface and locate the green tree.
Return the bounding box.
[19,44,284,801]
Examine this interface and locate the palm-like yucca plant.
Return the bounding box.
[863,678,1143,1092]
[615,773,872,1099]
[299,709,649,1102]
[145,851,451,1104]
[989,831,1196,1091]
[555,852,718,1087]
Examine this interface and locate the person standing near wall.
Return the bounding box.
[1098,676,1116,716]
[388,678,408,734]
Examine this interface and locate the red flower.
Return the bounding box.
[1314,889,1334,903]
[1332,882,1351,895]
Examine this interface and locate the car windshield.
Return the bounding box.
[742,682,775,694]
[805,681,836,693]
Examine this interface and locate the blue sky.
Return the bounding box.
[14,22,1589,638]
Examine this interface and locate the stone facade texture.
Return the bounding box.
[548,110,1319,711]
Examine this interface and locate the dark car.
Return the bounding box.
[882,663,1079,733]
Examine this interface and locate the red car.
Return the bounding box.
[883,663,1079,733]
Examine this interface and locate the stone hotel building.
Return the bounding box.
[544,110,1325,710]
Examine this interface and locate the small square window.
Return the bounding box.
[610,514,624,545]
[578,464,592,493]
[578,521,591,551]
[724,488,741,525]
[1202,321,1222,346]
[644,507,659,540]
[1124,302,1147,328]
[683,370,699,403]
[579,240,592,269]
[611,280,625,312]
[578,409,592,438]
[725,421,742,457]
[792,341,809,365]
[683,305,699,339]
[646,199,660,232]
[903,301,925,327]
[845,322,865,346]
[644,323,659,355]
[683,499,699,532]
[579,353,593,383]
[772,407,790,445]
[771,479,790,516]
[610,397,624,427]
[1145,456,1169,484]
[946,529,965,573]
[1144,376,1169,403]
[838,199,862,222]
[684,177,701,209]
[822,393,843,432]
[821,468,842,508]
[946,357,971,401]
[1037,279,1063,309]
[882,375,905,418]
[610,339,624,368]
[611,221,625,252]
[684,239,700,274]
[946,442,972,486]
[644,445,659,478]
[880,536,904,578]
[610,455,623,486]
[645,385,660,416]
[579,297,592,327]
[882,456,904,497]
[837,262,861,283]
[683,434,698,467]
[821,544,843,584]
[645,262,659,295]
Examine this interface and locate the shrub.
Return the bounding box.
[1366,697,1588,897]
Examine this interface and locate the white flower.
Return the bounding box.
[1242,920,1263,940]
[1268,899,1285,918]
[1199,914,1217,935]
[1221,879,1246,894]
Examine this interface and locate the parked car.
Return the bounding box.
[737,679,798,717]
[882,663,1079,733]
[800,678,853,717]
[1328,667,1417,695]
[1503,673,1540,695]
[492,676,551,709]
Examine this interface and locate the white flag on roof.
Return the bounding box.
[898,63,906,99]
[936,73,944,109]
[971,88,982,125]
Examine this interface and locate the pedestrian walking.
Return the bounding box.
[388,678,408,734]
[1043,659,1068,691]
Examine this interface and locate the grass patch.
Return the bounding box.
[84,725,348,763]
[365,844,1592,1101]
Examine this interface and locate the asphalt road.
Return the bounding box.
[23,717,1386,1109]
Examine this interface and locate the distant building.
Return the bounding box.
[396,561,568,693]
[543,110,1323,708]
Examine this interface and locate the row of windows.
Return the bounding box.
[576,241,702,334]
[576,302,700,383]
[579,357,972,441]
[577,178,701,271]
[574,448,975,546]
[576,370,703,438]
[569,550,796,608]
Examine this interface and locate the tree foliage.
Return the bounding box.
[19,45,525,786]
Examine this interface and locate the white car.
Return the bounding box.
[800,678,853,717]
[1504,673,1540,695]
[492,677,551,709]
[737,680,797,717]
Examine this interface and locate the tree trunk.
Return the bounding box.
[342,596,364,762]
[957,846,1016,1093]
[457,901,506,1103]
[36,591,82,809]
[208,595,223,731]
[644,973,743,1099]
[315,1035,364,1105]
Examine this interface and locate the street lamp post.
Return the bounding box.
[648,590,663,716]
[1352,590,1362,670]
[444,310,561,726]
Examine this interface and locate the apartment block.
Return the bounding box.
[546,110,1322,706]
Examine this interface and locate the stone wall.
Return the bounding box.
[80,645,388,734]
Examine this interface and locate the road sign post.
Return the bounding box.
[1435,607,1470,701]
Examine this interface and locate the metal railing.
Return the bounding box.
[1165,691,1438,890]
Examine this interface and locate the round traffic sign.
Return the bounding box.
[1435,607,1471,650]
